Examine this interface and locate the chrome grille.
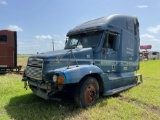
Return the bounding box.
[26,58,43,80]
[28,58,43,67]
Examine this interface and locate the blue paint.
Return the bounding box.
[61,65,103,84]
[23,14,142,100]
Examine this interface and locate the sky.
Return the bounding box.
[0,0,160,54]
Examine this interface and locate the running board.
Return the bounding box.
[103,84,137,96]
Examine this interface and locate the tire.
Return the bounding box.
[74,76,99,108]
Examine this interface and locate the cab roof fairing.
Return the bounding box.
[67,14,138,36]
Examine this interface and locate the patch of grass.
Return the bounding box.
[17,55,29,70]
[0,58,160,120]
[138,60,160,79]
[121,60,160,107]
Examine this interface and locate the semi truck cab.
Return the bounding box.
[22,14,142,108]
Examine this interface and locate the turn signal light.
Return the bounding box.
[57,76,64,84]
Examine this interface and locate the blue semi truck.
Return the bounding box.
[22,14,142,108]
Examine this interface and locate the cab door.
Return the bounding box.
[101,30,123,89]
[101,31,119,73]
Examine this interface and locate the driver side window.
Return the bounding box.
[103,32,116,49]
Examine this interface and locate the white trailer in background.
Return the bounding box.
[148,51,160,60]
[140,51,160,60]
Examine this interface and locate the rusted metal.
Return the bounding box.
[0,30,21,73]
[84,84,96,104]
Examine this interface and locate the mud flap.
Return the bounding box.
[135,74,143,84]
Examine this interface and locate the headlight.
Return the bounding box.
[52,75,57,82]
[52,75,64,84]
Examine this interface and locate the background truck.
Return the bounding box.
[0,30,21,73]
[22,14,142,108]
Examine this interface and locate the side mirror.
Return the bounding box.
[65,36,68,44]
[65,40,68,44]
[75,45,83,51]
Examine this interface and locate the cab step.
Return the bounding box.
[103,84,137,96]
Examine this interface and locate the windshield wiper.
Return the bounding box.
[58,45,79,69]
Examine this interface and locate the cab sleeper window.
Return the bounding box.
[0,35,7,42]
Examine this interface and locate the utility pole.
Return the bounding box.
[52,38,54,51]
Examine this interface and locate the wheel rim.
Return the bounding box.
[84,84,96,104]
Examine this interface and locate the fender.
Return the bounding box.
[53,65,103,84]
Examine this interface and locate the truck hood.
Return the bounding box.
[28,48,94,75]
[30,49,70,59]
[29,48,93,60]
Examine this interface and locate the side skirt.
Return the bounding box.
[103,84,137,96]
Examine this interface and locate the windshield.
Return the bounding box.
[64,31,103,49]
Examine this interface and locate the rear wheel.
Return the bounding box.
[74,77,99,108]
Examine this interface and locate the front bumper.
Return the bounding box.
[22,77,63,100]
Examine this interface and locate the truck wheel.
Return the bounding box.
[74,77,99,108]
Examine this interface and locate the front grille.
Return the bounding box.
[28,58,43,67]
[25,58,43,80]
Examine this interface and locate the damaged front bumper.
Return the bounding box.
[22,77,63,101]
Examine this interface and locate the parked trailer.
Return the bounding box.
[0,30,21,73]
[148,51,159,60]
[140,51,160,61]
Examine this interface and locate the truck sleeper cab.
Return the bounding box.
[22,14,142,108]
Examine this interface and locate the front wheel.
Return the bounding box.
[74,77,99,108]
